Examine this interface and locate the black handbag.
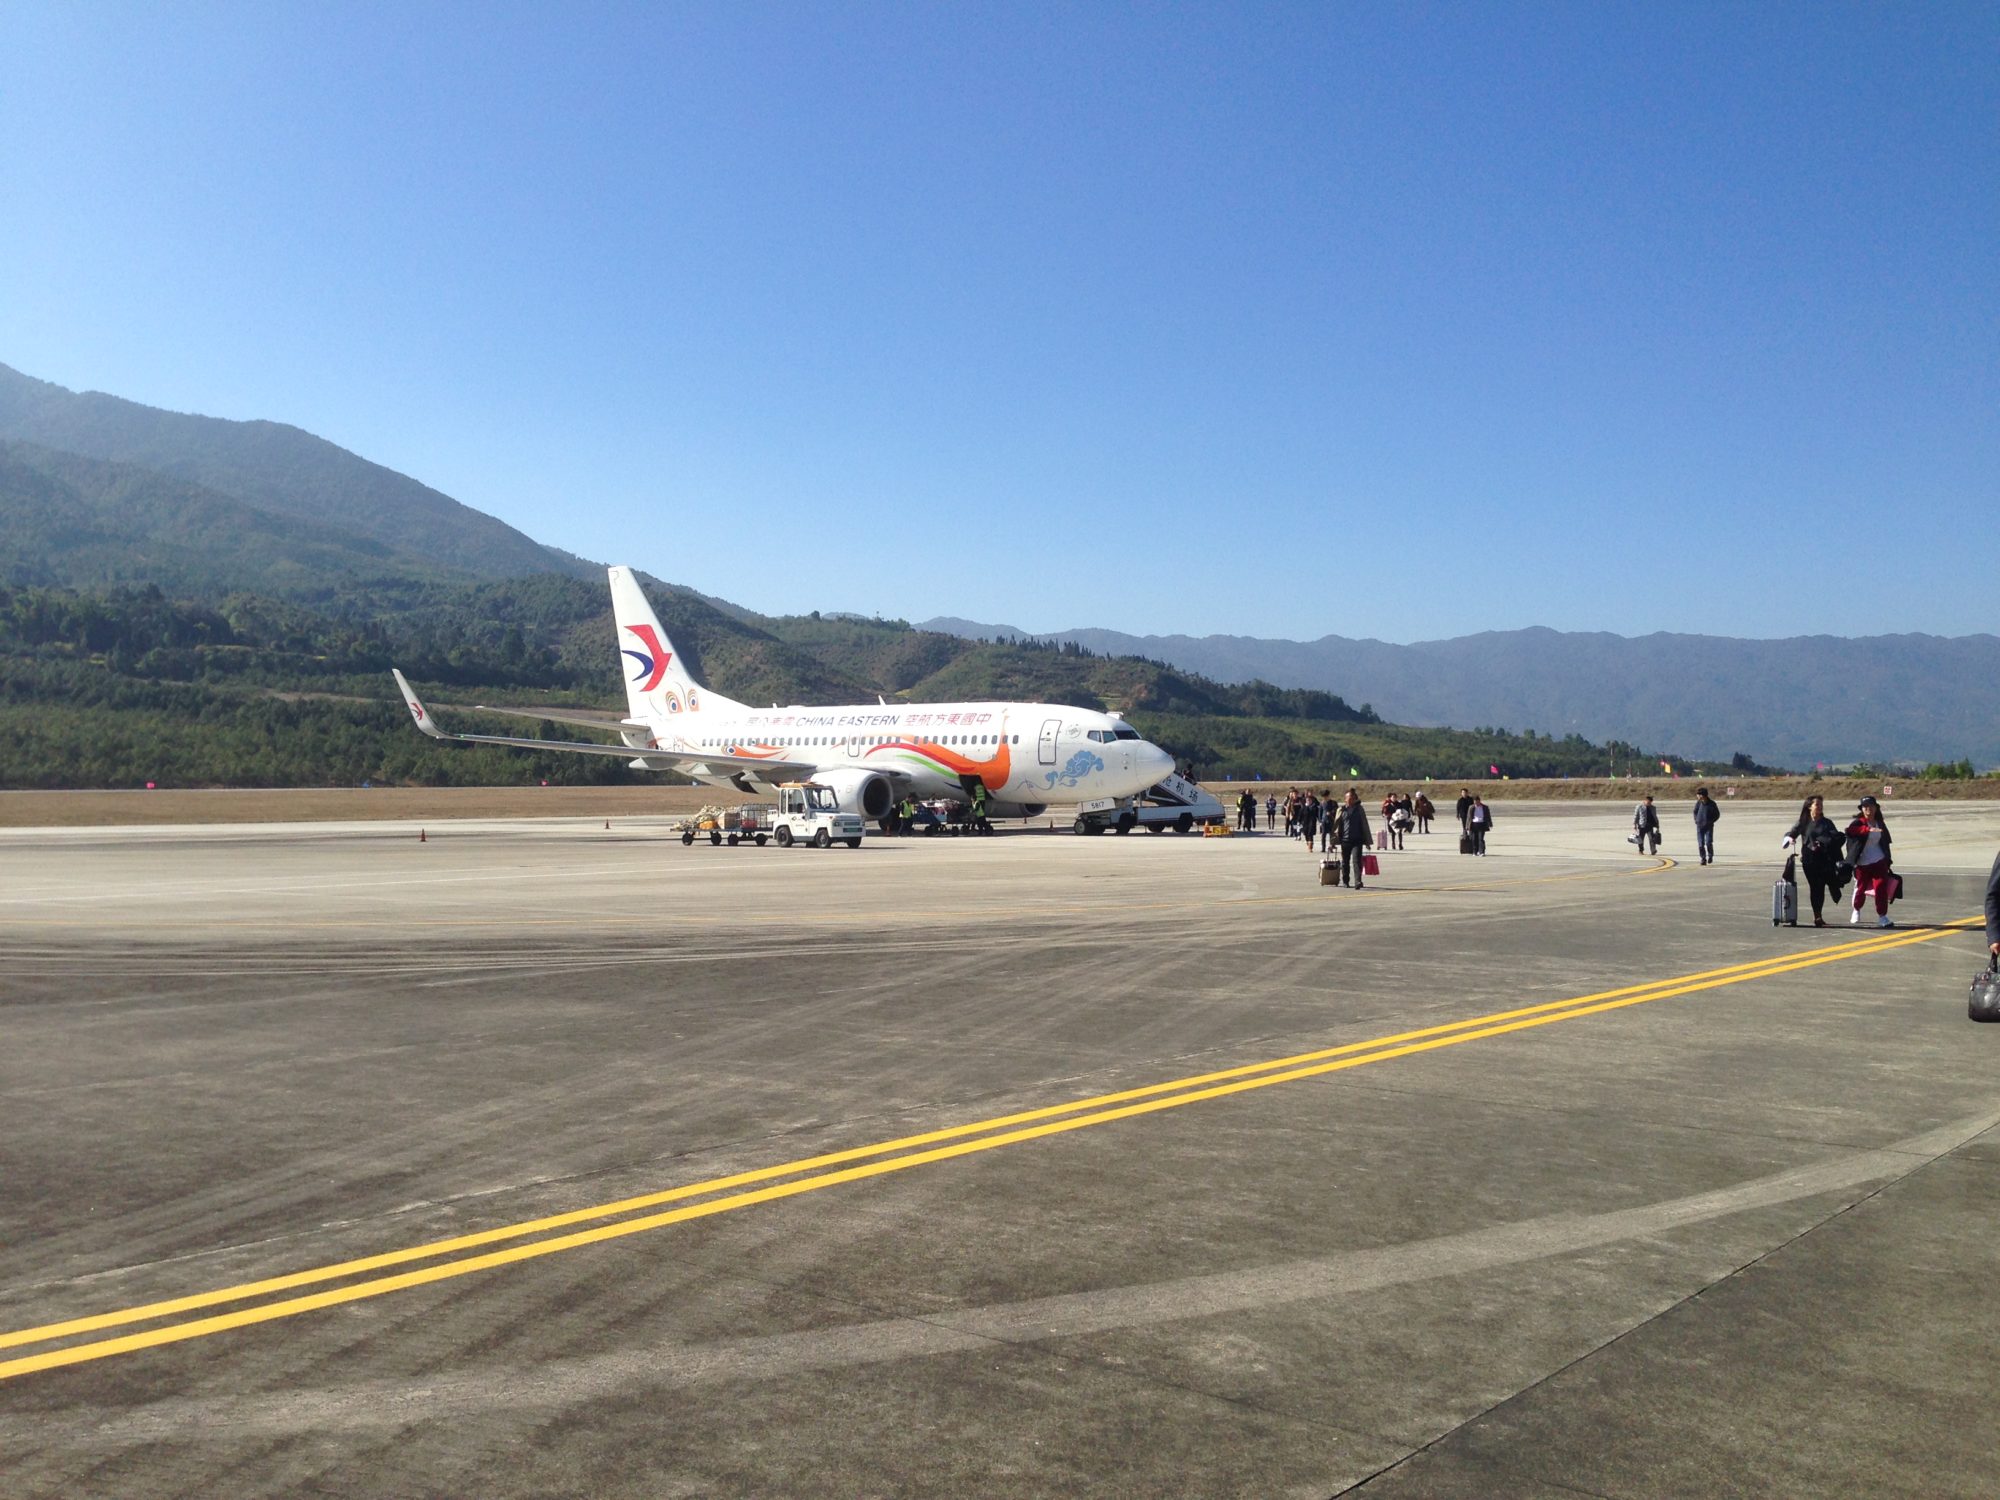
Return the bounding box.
[1971,957,2000,1024]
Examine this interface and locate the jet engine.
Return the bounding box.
[813,766,896,821]
[985,801,1047,821]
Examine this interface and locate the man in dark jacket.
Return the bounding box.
[1454,789,1474,832]
[1986,848,1999,959]
[1467,794,1493,855]
[1691,787,1721,865]
[1331,790,1373,888]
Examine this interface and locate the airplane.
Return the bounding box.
[392,565,1178,831]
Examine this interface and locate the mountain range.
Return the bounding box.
[919,618,2000,769]
[0,362,588,583]
[3,359,1992,769]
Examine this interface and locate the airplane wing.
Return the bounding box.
[473,703,646,733]
[391,671,816,778]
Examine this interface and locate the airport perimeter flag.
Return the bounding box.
[1488,764,1499,776]
[1661,759,1674,775]
[1349,767,1359,778]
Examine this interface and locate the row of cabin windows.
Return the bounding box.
[700,733,1022,749]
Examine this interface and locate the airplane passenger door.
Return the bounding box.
[1037,718,1060,766]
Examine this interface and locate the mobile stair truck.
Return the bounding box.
[1071,770,1227,836]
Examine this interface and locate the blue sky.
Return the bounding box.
[4,3,1994,641]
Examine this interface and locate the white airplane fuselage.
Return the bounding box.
[646,698,1174,815]
[393,566,1179,825]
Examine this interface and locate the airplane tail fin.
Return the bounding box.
[608,566,743,721]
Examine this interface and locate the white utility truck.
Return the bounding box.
[673,784,864,848]
[771,782,867,849]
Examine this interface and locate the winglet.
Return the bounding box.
[392,669,444,738]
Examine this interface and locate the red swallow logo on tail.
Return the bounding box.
[621,625,672,692]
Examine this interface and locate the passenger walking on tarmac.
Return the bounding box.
[1985,842,1999,960]
[1691,786,1721,865]
[1632,794,1661,855]
[1319,792,1339,854]
[1332,790,1373,887]
[1844,796,1897,928]
[1413,791,1435,834]
[1237,789,1256,832]
[1782,794,1844,926]
[1466,794,1493,855]
[1265,794,1277,830]
[1299,790,1321,850]
[1381,793,1409,851]
[1455,788,1474,833]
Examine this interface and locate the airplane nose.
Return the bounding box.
[1139,742,1174,783]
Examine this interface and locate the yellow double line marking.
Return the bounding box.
[1,919,1977,1382]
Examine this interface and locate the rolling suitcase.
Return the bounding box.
[1971,957,2000,1023]
[1772,855,1798,927]
[1319,859,1339,887]
[1459,832,1474,855]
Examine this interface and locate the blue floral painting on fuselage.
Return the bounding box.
[1040,749,1105,789]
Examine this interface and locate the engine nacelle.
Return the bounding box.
[985,801,1047,821]
[813,767,896,821]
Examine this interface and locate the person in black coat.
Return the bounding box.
[1331,790,1373,888]
[1783,793,1844,927]
[1467,794,1493,854]
[1691,786,1721,865]
[1984,846,1999,960]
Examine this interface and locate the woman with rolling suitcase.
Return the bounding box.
[1782,794,1844,927]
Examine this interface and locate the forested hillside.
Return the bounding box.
[0,579,1685,788]
[0,362,589,580]
[0,440,455,598]
[0,359,1696,789]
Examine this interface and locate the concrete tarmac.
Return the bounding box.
[1,799,1996,1497]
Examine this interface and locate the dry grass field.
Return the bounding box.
[4,775,1995,829]
[1209,775,2000,806]
[0,785,745,828]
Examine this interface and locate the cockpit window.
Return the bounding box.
[1111,727,1141,740]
